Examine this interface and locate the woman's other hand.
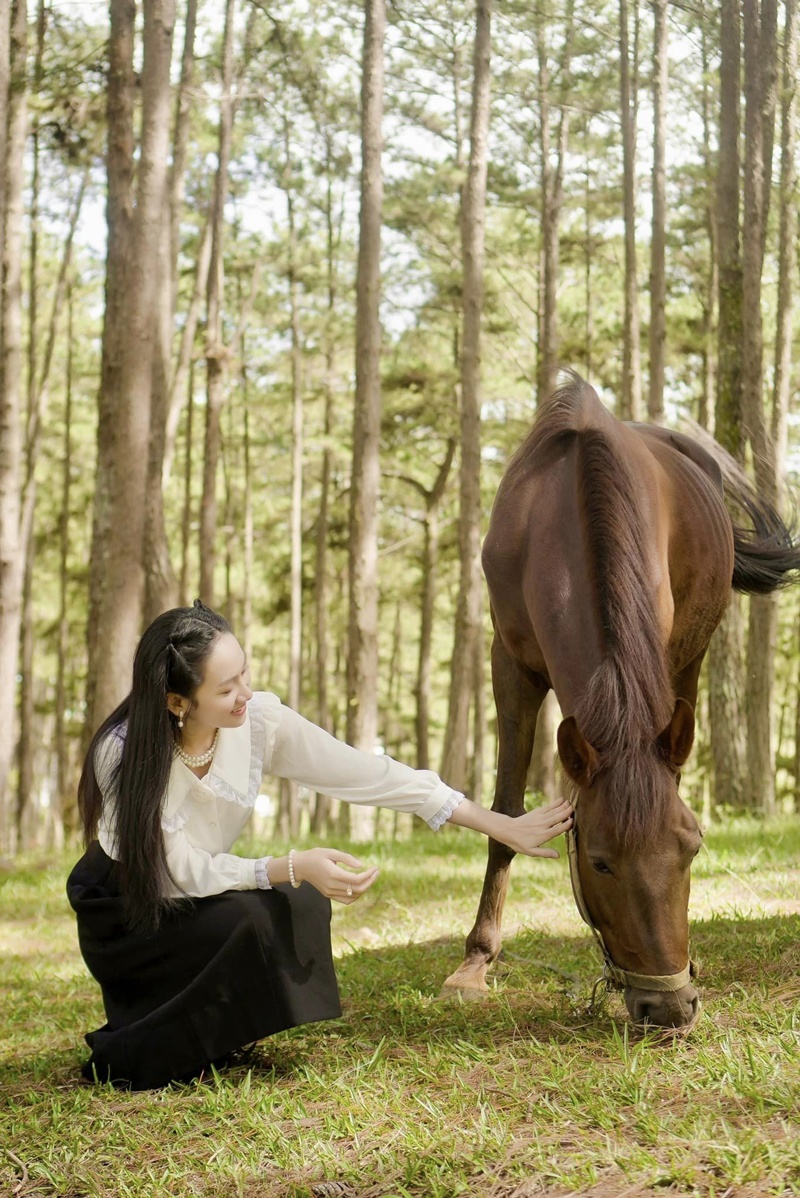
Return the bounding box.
[293,847,379,904]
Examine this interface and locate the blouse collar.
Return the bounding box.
[163,707,252,820]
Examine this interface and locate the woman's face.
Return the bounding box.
[171,632,253,732]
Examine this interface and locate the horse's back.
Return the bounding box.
[483,381,735,693]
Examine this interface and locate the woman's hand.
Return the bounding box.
[293,847,379,904]
[499,798,574,858]
[447,795,573,858]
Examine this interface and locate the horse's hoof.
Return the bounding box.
[439,968,490,1000]
[438,984,489,1002]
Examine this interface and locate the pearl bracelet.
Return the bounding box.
[287,849,301,889]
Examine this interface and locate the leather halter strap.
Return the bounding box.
[566,814,695,994]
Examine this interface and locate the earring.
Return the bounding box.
[178,713,184,729]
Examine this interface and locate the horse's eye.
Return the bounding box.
[590,859,612,875]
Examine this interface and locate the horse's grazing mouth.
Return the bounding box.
[443,372,800,1028]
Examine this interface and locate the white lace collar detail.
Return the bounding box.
[161,698,269,833]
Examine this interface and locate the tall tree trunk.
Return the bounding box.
[410,440,454,772]
[88,0,175,733]
[772,0,796,497]
[743,0,779,814]
[619,0,641,420]
[84,0,136,744]
[344,0,385,837]
[241,348,253,661]
[530,3,572,802]
[180,359,195,603]
[16,177,85,845]
[709,0,746,811]
[16,0,44,847]
[441,0,492,793]
[199,0,235,608]
[163,215,211,485]
[312,154,338,836]
[699,12,717,432]
[56,279,76,840]
[279,145,303,841]
[143,0,198,619]
[648,0,667,419]
[0,0,27,849]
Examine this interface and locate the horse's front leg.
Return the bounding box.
[442,636,548,995]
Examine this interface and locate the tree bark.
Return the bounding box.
[709,0,746,812]
[440,0,492,793]
[0,0,27,848]
[279,135,304,841]
[699,13,717,432]
[88,0,175,733]
[199,0,235,608]
[16,172,85,843]
[619,0,641,421]
[56,279,76,840]
[344,0,386,837]
[648,0,667,419]
[84,0,135,745]
[407,440,455,772]
[312,151,339,837]
[742,0,780,814]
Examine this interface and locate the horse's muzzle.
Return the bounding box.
[625,981,700,1030]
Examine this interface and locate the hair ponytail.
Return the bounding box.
[78,601,230,931]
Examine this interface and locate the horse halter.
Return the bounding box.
[565,802,695,995]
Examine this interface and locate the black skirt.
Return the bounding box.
[66,842,342,1090]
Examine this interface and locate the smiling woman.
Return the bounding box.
[66,600,573,1091]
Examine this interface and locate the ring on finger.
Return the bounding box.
[346,884,353,897]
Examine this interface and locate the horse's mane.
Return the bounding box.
[512,372,676,846]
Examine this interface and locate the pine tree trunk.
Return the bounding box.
[311,160,338,836]
[280,161,303,840]
[0,0,27,849]
[199,0,235,608]
[699,14,717,432]
[164,216,211,486]
[619,0,641,421]
[55,281,75,840]
[344,0,386,838]
[743,0,779,813]
[180,360,195,604]
[86,0,175,737]
[648,0,667,420]
[84,0,135,745]
[441,0,492,793]
[708,0,746,812]
[414,440,454,772]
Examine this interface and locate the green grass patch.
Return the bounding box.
[1,818,799,1197]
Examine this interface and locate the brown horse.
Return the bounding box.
[443,373,800,1029]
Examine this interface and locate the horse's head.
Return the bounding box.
[557,698,702,1030]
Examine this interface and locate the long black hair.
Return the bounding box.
[78,600,231,931]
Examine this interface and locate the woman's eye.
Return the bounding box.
[591,860,612,875]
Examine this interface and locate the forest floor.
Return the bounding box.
[1,817,799,1198]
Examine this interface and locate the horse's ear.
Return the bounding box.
[657,698,695,768]
[557,717,600,787]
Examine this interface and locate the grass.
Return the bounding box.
[1,817,799,1197]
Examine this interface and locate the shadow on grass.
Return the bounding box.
[2,911,797,1098]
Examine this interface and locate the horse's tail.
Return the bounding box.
[678,417,800,595]
[729,487,800,595]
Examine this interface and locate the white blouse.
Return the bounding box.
[96,691,465,898]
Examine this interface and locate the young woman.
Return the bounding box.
[67,601,573,1090]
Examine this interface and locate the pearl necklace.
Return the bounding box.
[176,728,220,769]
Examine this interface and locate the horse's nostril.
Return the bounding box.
[628,984,699,1029]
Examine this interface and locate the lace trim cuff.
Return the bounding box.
[254,856,273,890]
[426,790,466,831]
